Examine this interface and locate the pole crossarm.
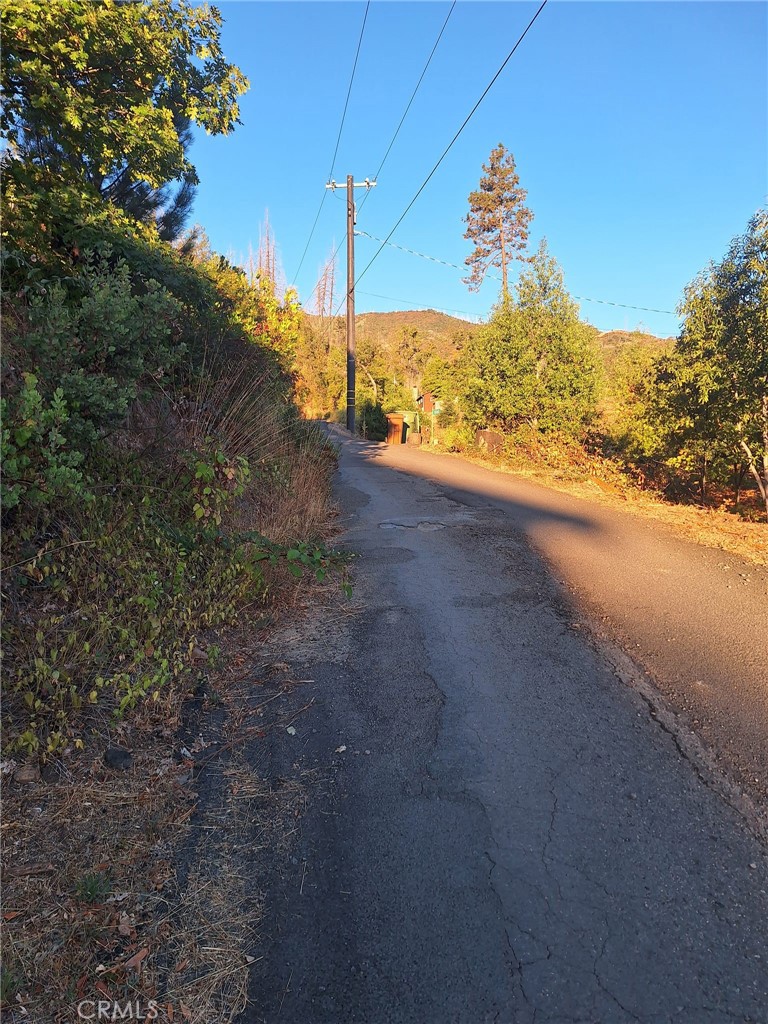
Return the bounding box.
[326,180,376,190]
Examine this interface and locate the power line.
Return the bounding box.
[371,1,455,184]
[291,196,330,287]
[356,229,465,274]
[327,1,371,183]
[305,2,454,311]
[290,1,371,287]
[303,234,346,315]
[355,229,678,317]
[358,1,456,218]
[348,0,549,302]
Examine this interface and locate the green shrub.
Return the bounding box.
[439,424,475,452]
[11,250,183,448]
[1,373,88,510]
[1,414,349,757]
[357,399,387,441]
[1,177,348,759]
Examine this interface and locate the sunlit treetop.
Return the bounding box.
[1,0,249,195]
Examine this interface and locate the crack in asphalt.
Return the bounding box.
[591,922,641,1022]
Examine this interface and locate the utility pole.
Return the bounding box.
[326,176,375,434]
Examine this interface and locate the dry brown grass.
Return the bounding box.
[158,755,308,1024]
[0,615,324,1024]
[122,350,338,535]
[1,720,196,1022]
[526,468,767,567]
[176,351,340,545]
[246,435,338,546]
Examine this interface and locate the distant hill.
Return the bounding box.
[594,329,675,372]
[305,309,675,370]
[305,308,477,362]
[358,307,479,360]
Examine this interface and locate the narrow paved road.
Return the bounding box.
[248,431,768,1024]
[372,439,768,814]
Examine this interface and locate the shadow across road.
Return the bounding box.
[340,435,768,819]
[354,437,602,540]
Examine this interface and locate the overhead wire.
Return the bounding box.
[357,1,456,217]
[303,233,346,316]
[327,0,371,184]
[337,0,550,312]
[356,289,480,320]
[355,230,678,316]
[290,1,371,287]
[291,198,332,288]
[305,1,455,314]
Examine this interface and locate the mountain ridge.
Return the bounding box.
[305,308,675,363]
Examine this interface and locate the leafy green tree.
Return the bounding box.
[295,318,329,415]
[421,356,454,404]
[2,0,248,212]
[603,341,666,459]
[421,355,463,431]
[459,242,601,437]
[647,347,733,501]
[356,332,388,405]
[399,325,426,390]
[464,143,533,299]
[194,249,301,376]
[107,119,199,243]
[651,209,768,514]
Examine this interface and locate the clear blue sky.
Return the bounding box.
[189,1,767,337]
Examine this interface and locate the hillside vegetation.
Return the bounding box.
[354,308,478,357]
[1,1,345,759]
[1,5,353,1016]
[298,138,766,520]
[299,309,672,418]
[595,329,674,368]
[296,308,477,419]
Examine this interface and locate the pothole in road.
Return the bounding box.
[379,520,447,531]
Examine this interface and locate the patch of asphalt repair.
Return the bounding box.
[240,434,768,1024]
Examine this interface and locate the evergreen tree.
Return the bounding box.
[104,115,198,242]
[460,242,601,436]
[464,143,533,299]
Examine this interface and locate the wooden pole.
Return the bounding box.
[346,174,356,434]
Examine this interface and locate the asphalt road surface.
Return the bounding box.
[247,430,768,1024]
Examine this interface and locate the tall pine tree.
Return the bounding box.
[464,143,533,300]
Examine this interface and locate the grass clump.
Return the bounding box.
[75,871,113,904]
